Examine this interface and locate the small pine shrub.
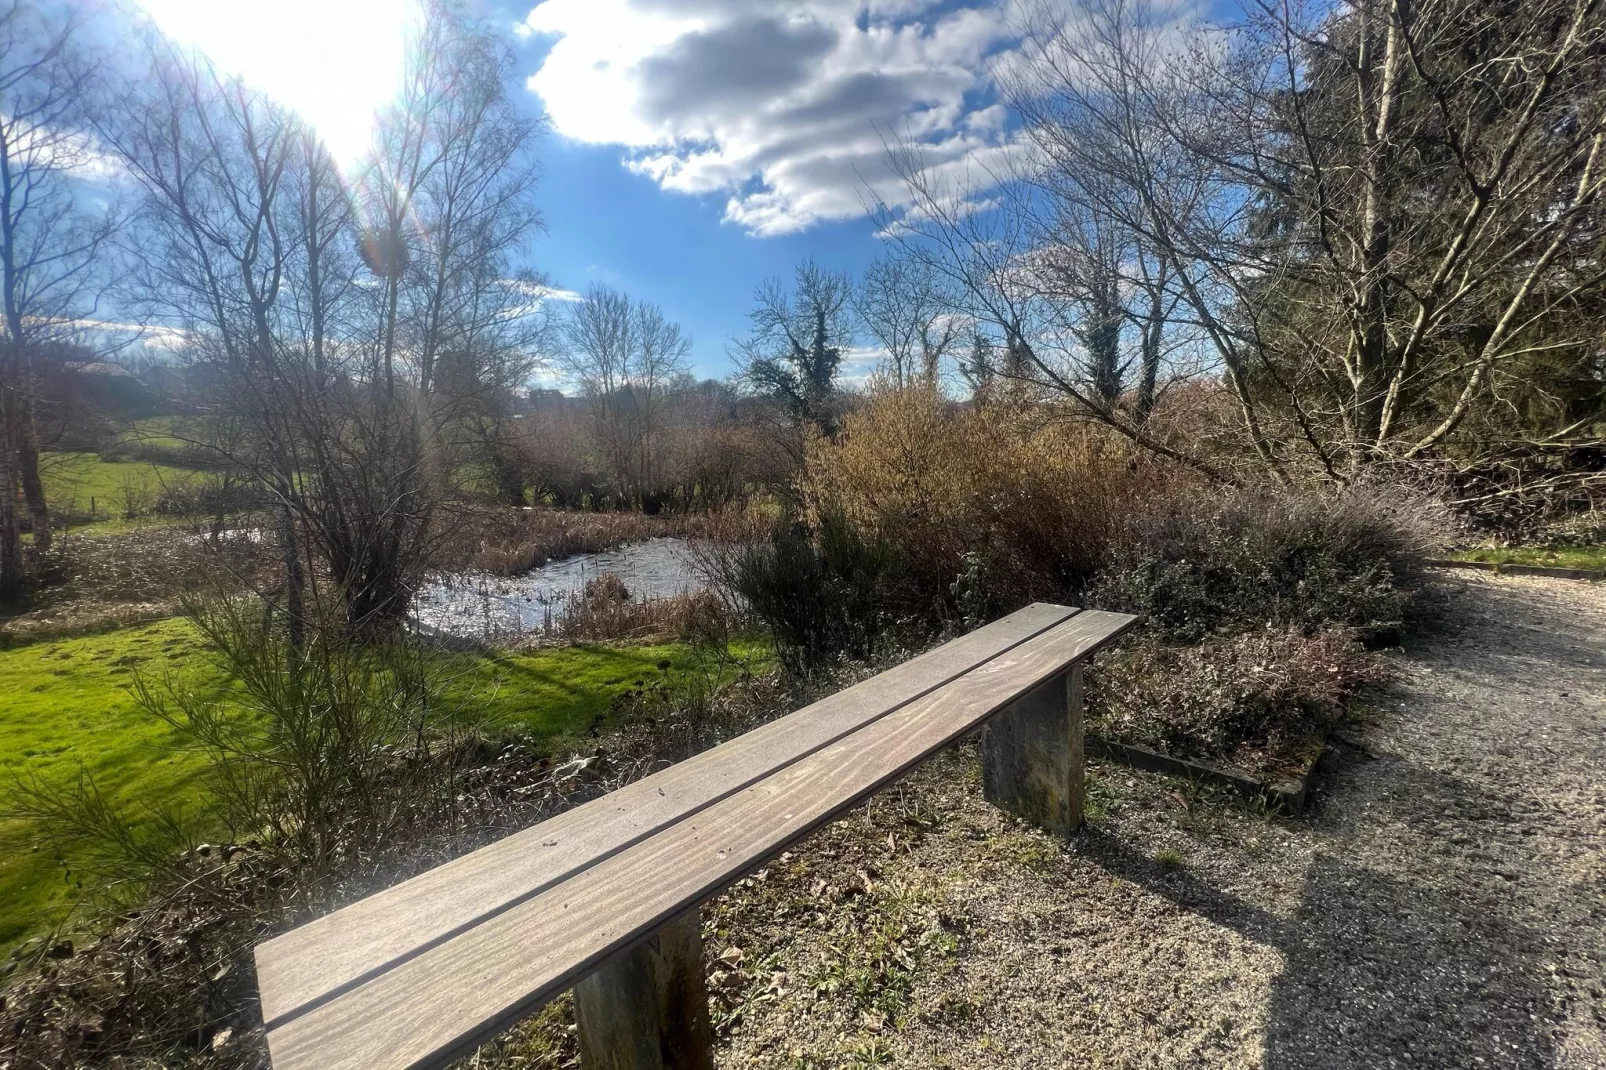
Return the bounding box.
[709,510,902,671]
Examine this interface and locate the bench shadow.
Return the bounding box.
[1077,756,1561,1068]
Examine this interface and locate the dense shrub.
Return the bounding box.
[802,387,1179,620]
[1095,485,1442,644]
[703,387,1443,756]
[1086,627,1389,772]
[708,510,903,671]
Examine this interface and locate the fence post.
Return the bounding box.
[982,664,1085,836]
[572,907,713,1070]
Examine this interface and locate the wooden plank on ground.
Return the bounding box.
[265,610,1139,1070]
[255,602,1080,1028]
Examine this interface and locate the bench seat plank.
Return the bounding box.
[255,603,1080,1028]
[265,609,1138,1070]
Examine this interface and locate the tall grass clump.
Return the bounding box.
[439,505,699,576]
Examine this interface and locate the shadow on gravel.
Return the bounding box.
[1079,758,1561,1068]
[1261,852,1555,1069]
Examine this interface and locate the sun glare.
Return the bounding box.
[135,0,421,169]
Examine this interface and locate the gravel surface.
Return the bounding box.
[700,573,1606,1069]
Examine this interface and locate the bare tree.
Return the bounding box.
[876,141,1234,480]
[0,0,116,598]
[1002,0,1606,479]
[102,2,547,636]
[631,301,692,503]
[102,35,315,635]
[560,285,691,506]
[853,255,964,387]
[732,259,854,431]
[561,285,635,501]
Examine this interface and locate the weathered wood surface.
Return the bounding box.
[264,609,1138,1070]
[572,909,712,1070]
[982,664,1085,835]
[255,603,1080,1027]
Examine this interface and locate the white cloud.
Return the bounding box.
[522,0,1027,236]
[43,316,191,350]
[501,279,584,303]
[836,343,890,385]
[0,113,122,183]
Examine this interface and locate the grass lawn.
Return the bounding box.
[41,452,201,524]
[120,416,193,452]
[0,620,768,954]
[1452,545,1606,571]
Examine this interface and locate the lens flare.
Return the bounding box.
[135,0,421,168]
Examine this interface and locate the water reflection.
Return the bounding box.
[413,537,700,641]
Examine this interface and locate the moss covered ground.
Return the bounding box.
[1453,545,1606,571]
[0,620,766,952]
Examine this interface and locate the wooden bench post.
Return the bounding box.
[572,907,714,1070]
[982,664,1085,836]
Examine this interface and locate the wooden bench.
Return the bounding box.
[253,603,1138,1070]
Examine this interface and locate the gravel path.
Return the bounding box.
[706,573,1606,1069]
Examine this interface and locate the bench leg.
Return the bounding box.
[573,907,714,1070]
[982,665,1084,836]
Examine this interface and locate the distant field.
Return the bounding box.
[41,452,201,525]
[0,622,768,952]
[1453,545,1606,571]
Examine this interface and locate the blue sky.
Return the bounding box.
[528,139,893,379]
[496,0,1025,378]
[120,0,1077,379]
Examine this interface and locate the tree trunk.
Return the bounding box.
[0,389,26,602]
[277,490,306,653]
[1136,281,1164,421]
[18,363,49,553]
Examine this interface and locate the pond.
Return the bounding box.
[413,537,703,641]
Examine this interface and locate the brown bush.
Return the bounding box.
[801,386,1186,620]
[1092,482,1445,644]
[7,525,280,628]
[1086,627,1390,772]
[582,571,631,605]
[527,589,734,646]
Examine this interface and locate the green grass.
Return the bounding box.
[1453,545,1606,571]
[120,416,193,452]
[0,620,223,951]
[41,452,201,523]
[0,621,769,953]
